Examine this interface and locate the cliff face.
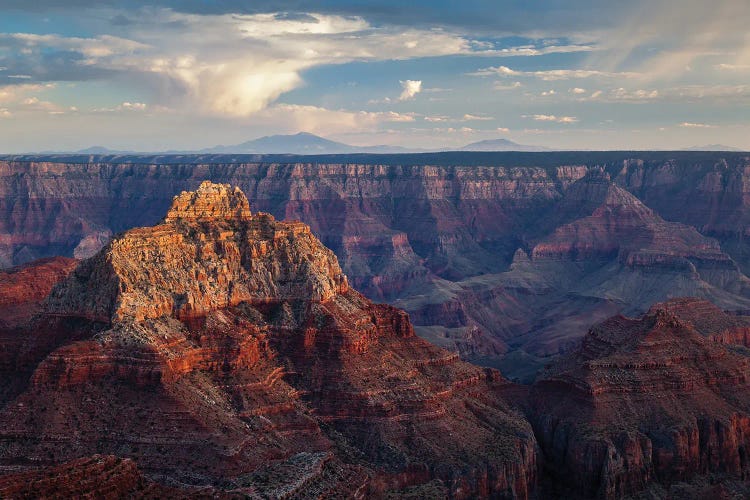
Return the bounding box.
[0,455,200,498]
[529,300,750,498]
[0,181,538,498]
[0,256,77,327]
[5,177,750,497]
[3,154,750,379]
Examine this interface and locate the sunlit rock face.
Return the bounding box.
[0,181,538,499]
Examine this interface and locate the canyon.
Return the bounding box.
[2,178,750,497]
[2,152,750,381]
[529,299,750,498]
[0,182,537,498]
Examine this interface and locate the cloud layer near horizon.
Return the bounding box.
[0,1,748,151]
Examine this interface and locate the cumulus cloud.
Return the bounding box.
[0,83,61,114]
[120,101,147,110]
[0,10,473,116]
[570,87,587,94]
[398,80,422,100]
[0,10,484,117]
[0,9,605,121]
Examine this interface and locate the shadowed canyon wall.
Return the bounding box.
[2,152,750,379]
[3,179,750,497]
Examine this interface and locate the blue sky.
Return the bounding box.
[0,0,749,151]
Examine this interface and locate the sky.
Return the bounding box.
[0,0,749,152]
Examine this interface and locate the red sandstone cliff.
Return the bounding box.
[3,155,750,381]
[0,181,537,498]
[0,257,77,327]
[529,301,750,498]
[0,455,210,499]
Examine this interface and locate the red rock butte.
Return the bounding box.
[164,181,253,222]
[0,181,537,499]
[530,299,750,498]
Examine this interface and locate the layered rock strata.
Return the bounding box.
[3,154,750,379]
[0,181,537,498]
[529,303,750,498]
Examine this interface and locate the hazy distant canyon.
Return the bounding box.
[2,151,750,380]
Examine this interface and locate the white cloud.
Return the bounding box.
[578,85,750,103]
[0,108,11,118]
[96,101,149,113]
[716,64,750,71]
[614,88,659,100]
[0,84,44,104]
[585,0,750,81]
[120,102,146,111]
[424,115,449,122]
[679,122,716,128]
[21,96,65,113]
[570,87,587,94]
[472,65,637,80]
[399,80,422,101]
[4,33,148,58]
[524,114,578,123]
[0,11,491,118]
[540,90,556,96]
[493,81,522,91]
[497,127,510,133]
[484,44,596,57]
[253,104,416,135]
[462,114,493,121]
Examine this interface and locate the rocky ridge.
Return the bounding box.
[3,154,750,380]
[529,299,750,498]
[0,181,537,498]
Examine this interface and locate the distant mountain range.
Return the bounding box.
[459,138,549,152]
[199,133,549,154]
[70,132,549,155]
[62,134,748,155]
